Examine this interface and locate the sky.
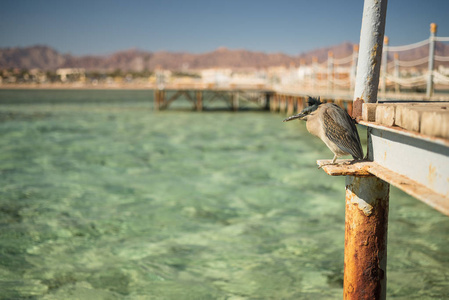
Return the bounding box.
[1,0,449,56]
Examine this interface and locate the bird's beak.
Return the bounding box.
[283,113,305,122]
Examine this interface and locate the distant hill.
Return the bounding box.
[1,41,448,71]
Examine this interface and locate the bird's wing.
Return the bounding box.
[322,103,364,159]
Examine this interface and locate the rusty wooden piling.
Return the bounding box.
[231,92,239,111]
[196,90,203,111]
[296,97,304,114]
[287,96,294,116]
[344,176,389,300]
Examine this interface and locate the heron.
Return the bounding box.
[283,96,363,166]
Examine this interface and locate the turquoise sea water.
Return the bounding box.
[0,89,448,299]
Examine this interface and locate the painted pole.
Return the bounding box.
[381,36,389,98]
[426,23,437,99]
[353,0,388,103]
[344,176,390,300]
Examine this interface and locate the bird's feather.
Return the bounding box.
[322,103,363,159]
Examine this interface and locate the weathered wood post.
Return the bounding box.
[296,97,304,114]
[154,89,160,111]
[264,92,271,111]
[348,0,389,299]
[195,90,203,111]
[279,95,286,114]
[287,96,294,116]
[231,92,239,111]
[426,23,437,99]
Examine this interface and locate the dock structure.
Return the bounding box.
[152,18,449,114]
[152,6,449,300]
[154,86,273,111]
[317,1,448,300]
[152,9,449,299]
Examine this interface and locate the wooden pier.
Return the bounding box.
[152,8,449,299]
[154,86,273,111]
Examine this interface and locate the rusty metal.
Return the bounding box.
[352,98,364,121]
[344,176,389,300]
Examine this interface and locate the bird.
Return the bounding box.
[283,96,363,166]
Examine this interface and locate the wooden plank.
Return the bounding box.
[420,110,449,139]
[362,103,378,122]
[317,159,372,177]
[317,159,449,216]
[375,104,396,127]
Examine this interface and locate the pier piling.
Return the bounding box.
[344,176,389,300]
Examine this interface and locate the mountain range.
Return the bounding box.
[1,41,448,71]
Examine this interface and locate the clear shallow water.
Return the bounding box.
[0,89,448,299]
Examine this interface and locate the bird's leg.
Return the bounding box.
[331,154,337,164]
[318,154,338,169]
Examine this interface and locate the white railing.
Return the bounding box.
[287,23,449,99]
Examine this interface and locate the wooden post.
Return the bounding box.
[196,90,203,111]
[161,90,166,109]
[426,23,437,99]
[279,95,286,114]
[344,176,390,300]
[297,97,304,114]
[287,96,294,116]
[264,92,271,110]
[154,89,160,111]
[271,94,278,112]
[231,92,239,111]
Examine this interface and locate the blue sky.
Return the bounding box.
[1,0,449,56]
